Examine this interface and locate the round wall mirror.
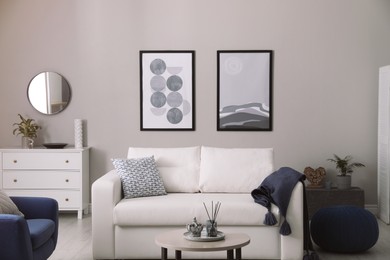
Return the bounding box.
[27,72,71,115]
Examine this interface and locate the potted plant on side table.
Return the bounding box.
[327,154,365,190]
[12,114,41,149]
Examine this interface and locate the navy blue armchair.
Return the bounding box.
[0,197,58,260]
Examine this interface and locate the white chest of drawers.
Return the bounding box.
[0,147,90,219]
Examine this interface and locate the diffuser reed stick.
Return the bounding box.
[203,201,222,222]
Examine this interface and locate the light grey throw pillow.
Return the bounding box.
[0,189,24,216]
[112,156,167,199]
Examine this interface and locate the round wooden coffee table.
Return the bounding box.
[155,229,250,260]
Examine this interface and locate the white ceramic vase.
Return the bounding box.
[74,119,83,148]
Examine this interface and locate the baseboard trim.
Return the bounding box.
[365,204,378,216]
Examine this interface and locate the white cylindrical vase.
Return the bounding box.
[74,119,83,148]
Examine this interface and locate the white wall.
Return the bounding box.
[1,0,390,205]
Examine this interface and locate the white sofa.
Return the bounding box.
[92,146,304,260]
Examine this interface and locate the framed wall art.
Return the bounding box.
[140,50,195,130]
[217,50,273,131]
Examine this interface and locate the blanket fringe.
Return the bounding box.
[264,211,277,226]
[279,220,291,235]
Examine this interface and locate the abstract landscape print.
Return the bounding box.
[217,50,273,131]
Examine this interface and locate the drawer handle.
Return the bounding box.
[13,179,17,183]
[65,160,69,163]
[13,160,17,163]
[65,179,69,183]
[65,198,69,202]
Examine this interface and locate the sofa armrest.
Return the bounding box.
[280,181,304,260]
[92,169,122,259]
[0,214,33,260]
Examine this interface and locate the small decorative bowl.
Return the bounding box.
[42,143,68,149]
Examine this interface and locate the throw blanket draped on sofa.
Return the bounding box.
[251,167,319,260]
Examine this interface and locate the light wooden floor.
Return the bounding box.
[49,213,390,260]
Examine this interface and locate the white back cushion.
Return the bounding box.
[199,146,274,193]
[127,147,200,192]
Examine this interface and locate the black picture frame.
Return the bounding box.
[140,50,195,131]
[217,50,273,131]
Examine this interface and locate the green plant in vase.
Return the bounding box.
[327,154,365,189]
[12,114,41,148]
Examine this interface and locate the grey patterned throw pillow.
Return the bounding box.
[112,156,167,199]
[0,189,24,216]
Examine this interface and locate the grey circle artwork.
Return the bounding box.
[182,100,191,115]
[150,75,166,92]
[167,92,183,108]
[150,92,166,108]
[150,59,166,75]
[167,67,183,75]
[167,108,183,124]
[150,107,167,116]
[167,75,183,91]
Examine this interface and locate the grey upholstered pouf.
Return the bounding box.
[310,205,379,253]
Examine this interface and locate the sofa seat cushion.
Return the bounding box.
[27,219,55,250]
[113,193,279,227]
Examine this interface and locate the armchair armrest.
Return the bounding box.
[11,197,59,247]
[11,197,58,221]
[0,214,33,260]
[92,169,122,259]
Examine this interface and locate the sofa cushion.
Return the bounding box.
[113,193,279,227]
[112,157,167,199]
[27,219,56,250]
[127,147,200,192]
[199,147,274,193]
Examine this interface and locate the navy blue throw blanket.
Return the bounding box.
[251,167,319,260]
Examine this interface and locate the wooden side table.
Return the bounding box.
[155,229,250,260]
[306,187,364,219]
